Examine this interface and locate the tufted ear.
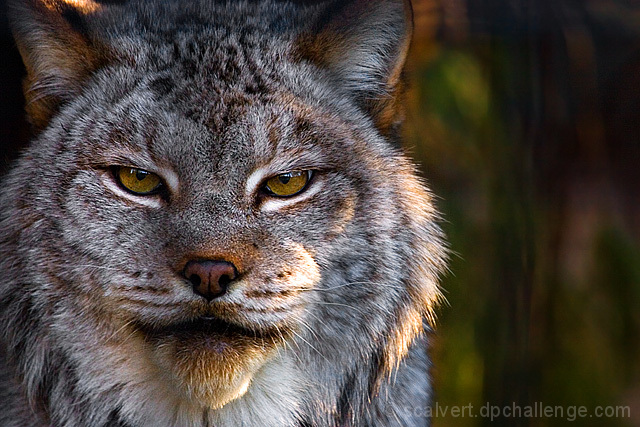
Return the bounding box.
[299,0,414,136]
[8,0,107,130]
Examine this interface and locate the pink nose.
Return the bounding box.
[183,260,237,301]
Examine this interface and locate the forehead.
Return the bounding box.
[104,0,304,93]
[95,6,325,142]
[77,1,364,174]
[86,80,344,180]
[152,96,336,171]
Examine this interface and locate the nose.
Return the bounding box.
[183,260,237,301]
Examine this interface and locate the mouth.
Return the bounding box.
[138,315,285,350]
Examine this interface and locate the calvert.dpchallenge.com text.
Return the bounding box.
[401,402,631,422]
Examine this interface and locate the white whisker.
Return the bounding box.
[291,329,327,363]
[104,318,137,343]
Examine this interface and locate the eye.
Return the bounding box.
[114,167,163,195]
[263,171,311,197]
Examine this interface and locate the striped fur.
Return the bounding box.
[0,1,447,426]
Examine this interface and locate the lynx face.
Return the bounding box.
[1,1,446,426]
[48,92,368,409]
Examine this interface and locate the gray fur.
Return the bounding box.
[0,1,447,426]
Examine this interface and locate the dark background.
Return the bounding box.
[0,0,29,173]
[404,1,640,425]
[1,1,639,426]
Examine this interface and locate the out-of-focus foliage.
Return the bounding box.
[405,0,640,426]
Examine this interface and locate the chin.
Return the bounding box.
[137,316,287,409]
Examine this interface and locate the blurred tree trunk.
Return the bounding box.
[465,1,537,425]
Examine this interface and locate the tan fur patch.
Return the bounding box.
[152,330,279,410]
[13,0,106,129]
[43,0,101,13]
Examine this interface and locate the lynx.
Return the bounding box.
[0,0,447,425]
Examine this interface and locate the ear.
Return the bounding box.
[8,0,106,130]
[298,0,414,136]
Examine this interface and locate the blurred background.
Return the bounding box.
[1,0,639,426]
[404,0,640,426]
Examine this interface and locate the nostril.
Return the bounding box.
[219,274,232,287]
[189,274,202,287]
[183,260,237,301]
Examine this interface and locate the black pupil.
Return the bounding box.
[278,174,292,185]
[135,170,148,181]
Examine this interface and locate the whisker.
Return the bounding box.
[303,311,332,333]
[112,297,177,308]
[291,281,406,293]
[73,264,123,272]
[291,329,328,363]
[311,301,367,315]
[291,314,320,342]
[105,318,137,343]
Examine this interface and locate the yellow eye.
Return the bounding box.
[264,171,311,197]
[116,167,162,195]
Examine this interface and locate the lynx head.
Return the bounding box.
[1,0,446,425]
